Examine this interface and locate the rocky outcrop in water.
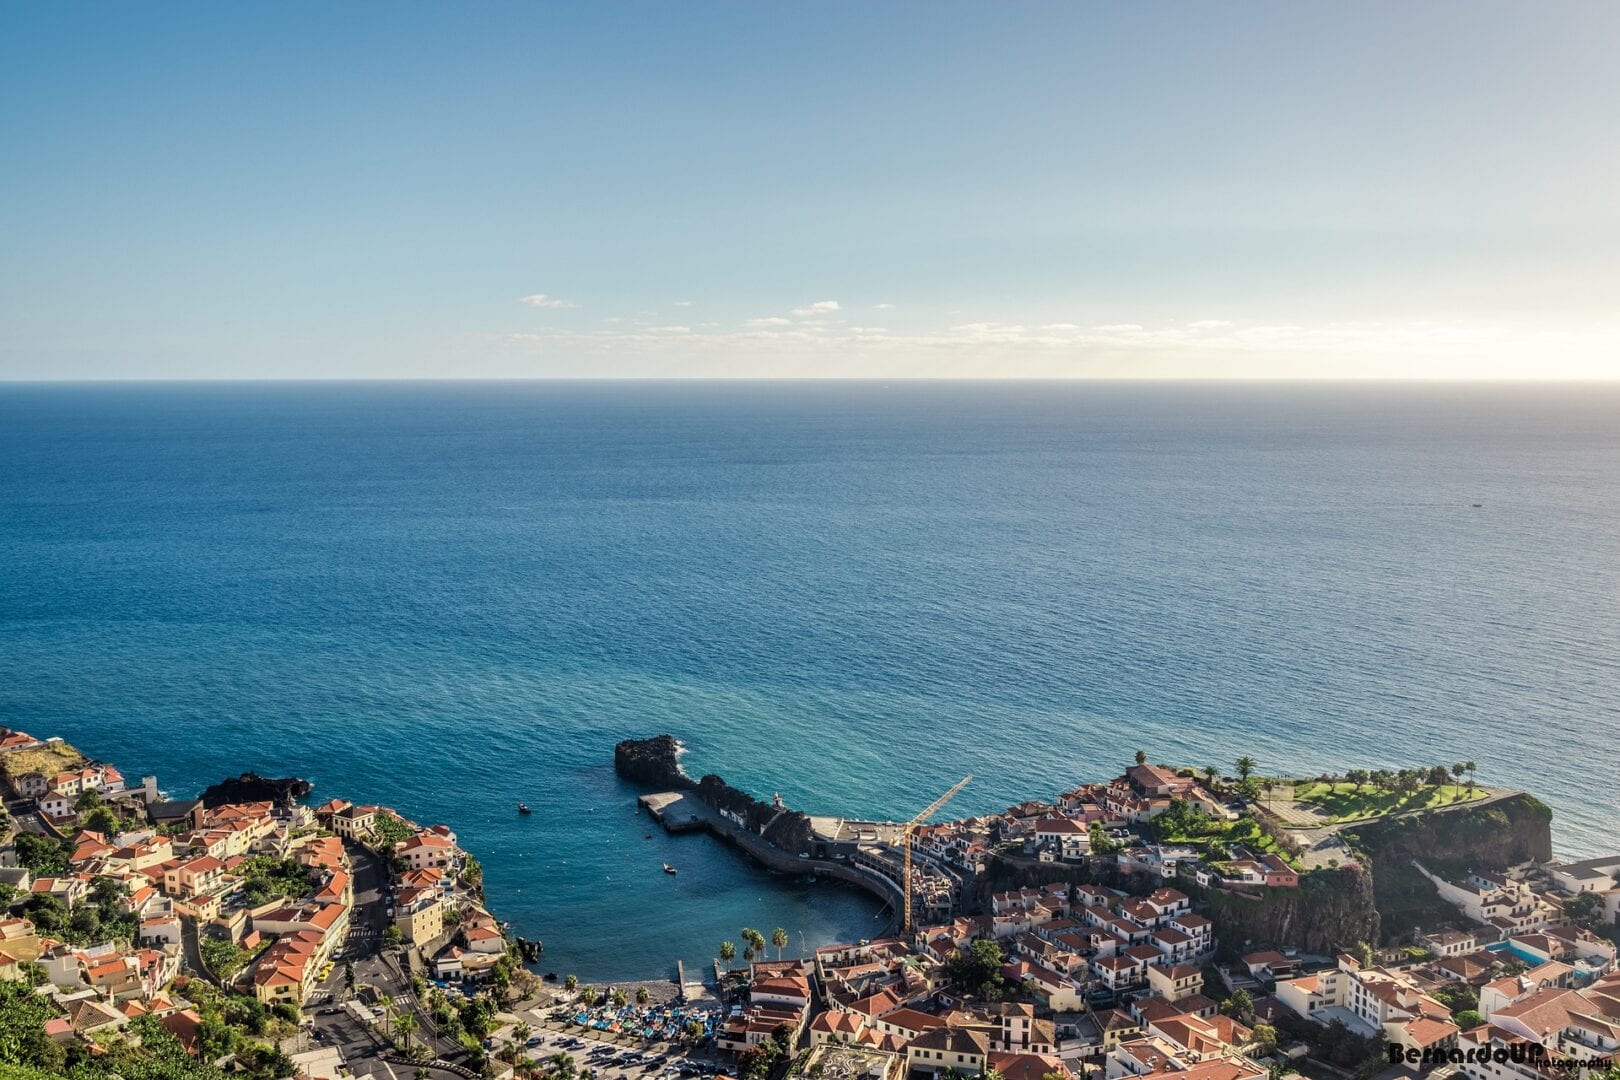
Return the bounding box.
[199,772,313,808]
[614,735,696,790]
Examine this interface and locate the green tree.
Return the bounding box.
[13,833,70,876]
[1251,1023,1278,1056]
[1432,982,1477,1016]
[1565,891,1606,929]
[1204,765,1219,788]
[1135,750,1148,766]
[771,927,789,960]
[563,973,578,992]
[719,940,736,965]
[943,938,1005,998]
[396,1012,419,1052]
[635,986,650,1005]
[1355,941,1374,969]
[1453,1009,1485,1030]
[1465,760,1477,793]
[383,923,403,947]
[1235,756,1256,783]
[1345,769,1369,791]
[611,987,628,1008]
[84,805,122,836]
[0,978,69,1072]
[1221,988,1253,1019]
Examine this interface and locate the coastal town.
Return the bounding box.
[3,727,1619,1080]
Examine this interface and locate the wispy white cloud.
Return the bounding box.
[1188,319,1233,329]
[520,293,577,309]
[492,315,1620,379]
[873,303,895,311]
[790,299,840,317]
[674,300,693,307]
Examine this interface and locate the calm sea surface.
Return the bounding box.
[2,381,1617,980]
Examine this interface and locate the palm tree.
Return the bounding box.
[377,993,395,1040]
[719,941,736,965]
[1466,760,1477,794]
[563,973,578,992]
[611,987,628,1009]
[1135,750,1148,766]
[635,986,650,1006]
[1235,756,1256,783]
[1262,779,1275,808]
[397,1012,418,1052]
[1204,766,1218,789]
[771,928,788,960]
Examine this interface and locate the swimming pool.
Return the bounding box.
[1486,941,1548,966]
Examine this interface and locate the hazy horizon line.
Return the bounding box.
[6,375,1620,386]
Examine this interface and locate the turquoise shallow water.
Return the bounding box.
[1,381,1617,981]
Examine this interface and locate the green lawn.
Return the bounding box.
[1290,780,1486,822]
[1153,810,1304,870]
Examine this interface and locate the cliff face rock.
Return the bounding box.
[1342,793,1554,867]
[1202,864,1380,955]
[1342,793,1554,942]
[614,735,696,790]
[199,772,312,808]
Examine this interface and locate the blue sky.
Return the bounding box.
[3,3,1618,379]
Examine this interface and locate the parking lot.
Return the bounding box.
[500,1021,732,1080]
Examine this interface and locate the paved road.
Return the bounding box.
[299,841,468,1074]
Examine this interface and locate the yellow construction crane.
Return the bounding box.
[900,775,971,933]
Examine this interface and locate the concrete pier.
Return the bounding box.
[637,791,905,930]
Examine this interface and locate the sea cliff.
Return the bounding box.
[1343,792,1554,941]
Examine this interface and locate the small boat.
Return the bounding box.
[517,803,531,814]
[644,833,653,839]
[663,863,678,875]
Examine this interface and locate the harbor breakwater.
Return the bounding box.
[614,735,904,926]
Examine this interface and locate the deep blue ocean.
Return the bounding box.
[2,381,1617,981]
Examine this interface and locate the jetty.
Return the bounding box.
[638,790,905,924]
